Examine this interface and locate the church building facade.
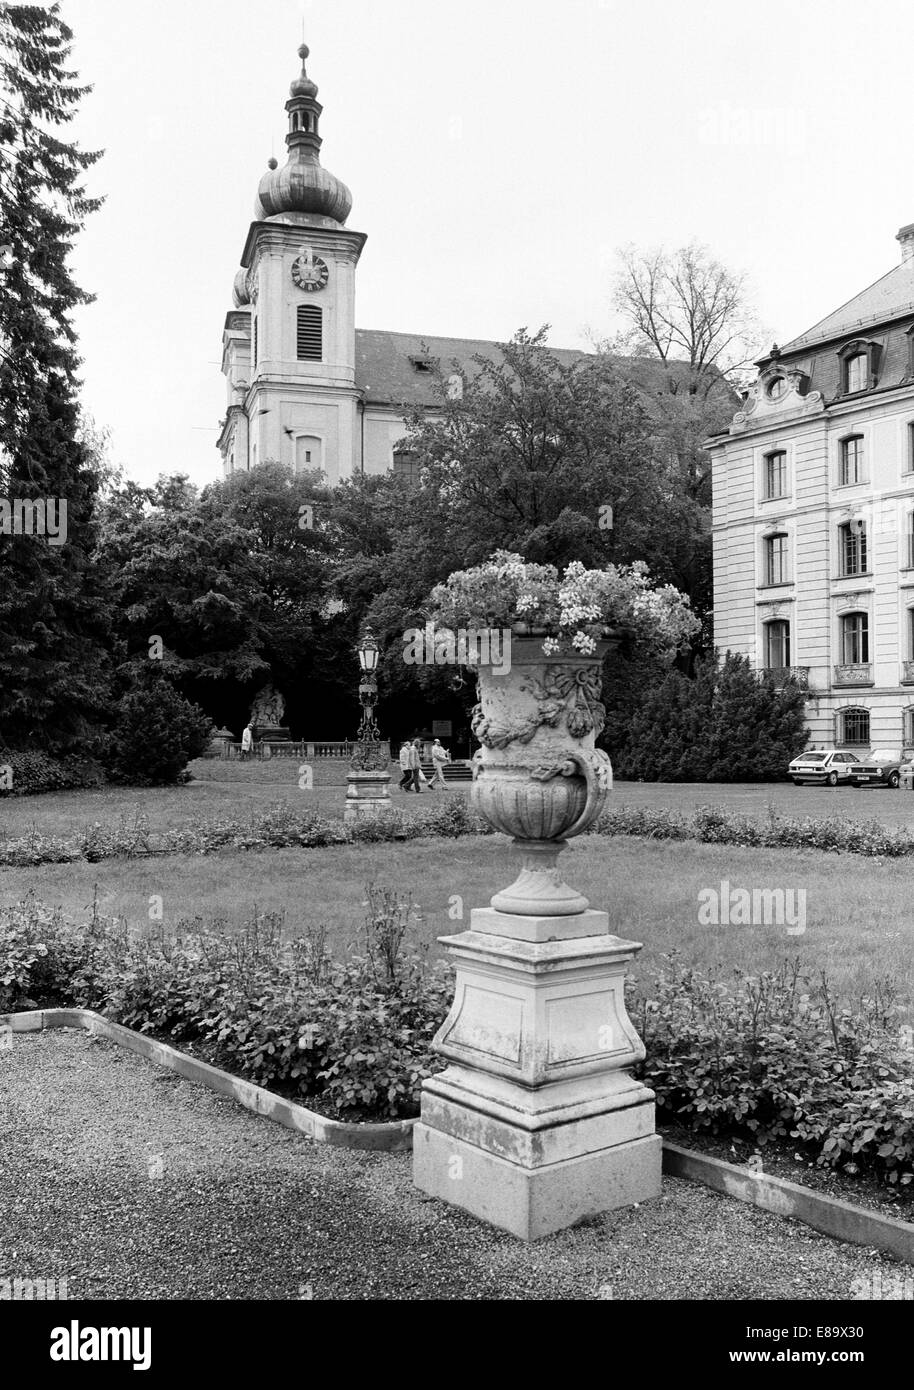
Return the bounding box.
[218,45,582,483]
[708,222,914,754]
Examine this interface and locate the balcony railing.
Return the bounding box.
[763,666,810,691]
[902,661,914,685]
[216,740,394,760]
[833,663,873,686]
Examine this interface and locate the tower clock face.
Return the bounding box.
[291,248,329,292]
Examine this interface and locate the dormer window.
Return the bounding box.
[838,340,879,394]
[410,356,434,374]
[846,353,867,393]
[767,376,787,400]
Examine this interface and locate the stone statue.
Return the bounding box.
[250,683,286,728]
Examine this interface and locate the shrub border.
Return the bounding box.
[2,1008,415,1153]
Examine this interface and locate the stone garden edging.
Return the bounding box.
[1,1007,415,1153]
[4,1007,913,1259]
[663,1142,914,1265]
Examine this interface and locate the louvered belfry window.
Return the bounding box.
[297,305,322,361]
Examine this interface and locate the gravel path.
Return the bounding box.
[0,1030,904,1301]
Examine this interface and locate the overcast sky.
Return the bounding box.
[61,0,914,486]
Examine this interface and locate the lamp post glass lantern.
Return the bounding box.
[349,628,388,774]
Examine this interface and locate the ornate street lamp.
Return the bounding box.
[354,628,382,749]
[345,627,392,819]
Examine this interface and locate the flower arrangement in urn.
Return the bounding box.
[427,550,700,659]
[426,552,699,918]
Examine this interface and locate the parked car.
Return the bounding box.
[788,749,861,786]
[848,749,903,789]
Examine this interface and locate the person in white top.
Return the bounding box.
[398,741,413,791]
[430,738,450,790]
[240,723,254,760]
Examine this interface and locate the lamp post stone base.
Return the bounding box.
[412,918,662,1240]
[344,770,392,823]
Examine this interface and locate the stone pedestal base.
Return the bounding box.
[344,770,392,823]
[412,913,662,1239]
[413,1123,661,1242]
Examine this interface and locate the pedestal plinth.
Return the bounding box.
[412,906,661,1240]
[343,770,392,823]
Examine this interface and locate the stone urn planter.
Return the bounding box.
[413,628,662,1239]
[469,634,614,920]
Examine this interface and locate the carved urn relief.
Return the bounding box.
[470,636,614,915]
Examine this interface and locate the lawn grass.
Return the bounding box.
[5,770,914,844]
[3,833,911,1015]
[0,778,432,838]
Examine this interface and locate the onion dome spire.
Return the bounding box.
[255,42,352,225]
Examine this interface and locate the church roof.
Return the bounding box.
[354,330,586,407]
[781,260,914,353]
[353,330,707,410]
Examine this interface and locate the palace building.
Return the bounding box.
[217,44,586,484]
[708,221,914,753]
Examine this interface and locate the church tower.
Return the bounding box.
[218,44,366,481]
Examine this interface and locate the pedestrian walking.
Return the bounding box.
[430,738,450,789]
[398,740,413,791]
[240,723,254,761]
[409,738,423,792]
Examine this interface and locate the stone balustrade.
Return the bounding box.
[763,665,810,691]
[833,663,873,686]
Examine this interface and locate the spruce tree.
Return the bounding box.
[0,3,111,754]
[616,651,808,781]
[706,652,808,780]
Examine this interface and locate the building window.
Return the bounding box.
[838,340,878,394]
[839,435,864,485]
[253,317,258,368]
[764,450,787,499]
[295,435,322,473]
[839,707,870,746]
[838,520,867,575]
[296,304,322,361]
[767,376,787,400]
[392,445,420,485]
[845,353,868,393]
[840,612,869,665]
[907,422,914,473]
[906,707,914,744]
[764,533,789,585]
[765,620,790,668]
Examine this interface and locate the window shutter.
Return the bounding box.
[297,305,322,361]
